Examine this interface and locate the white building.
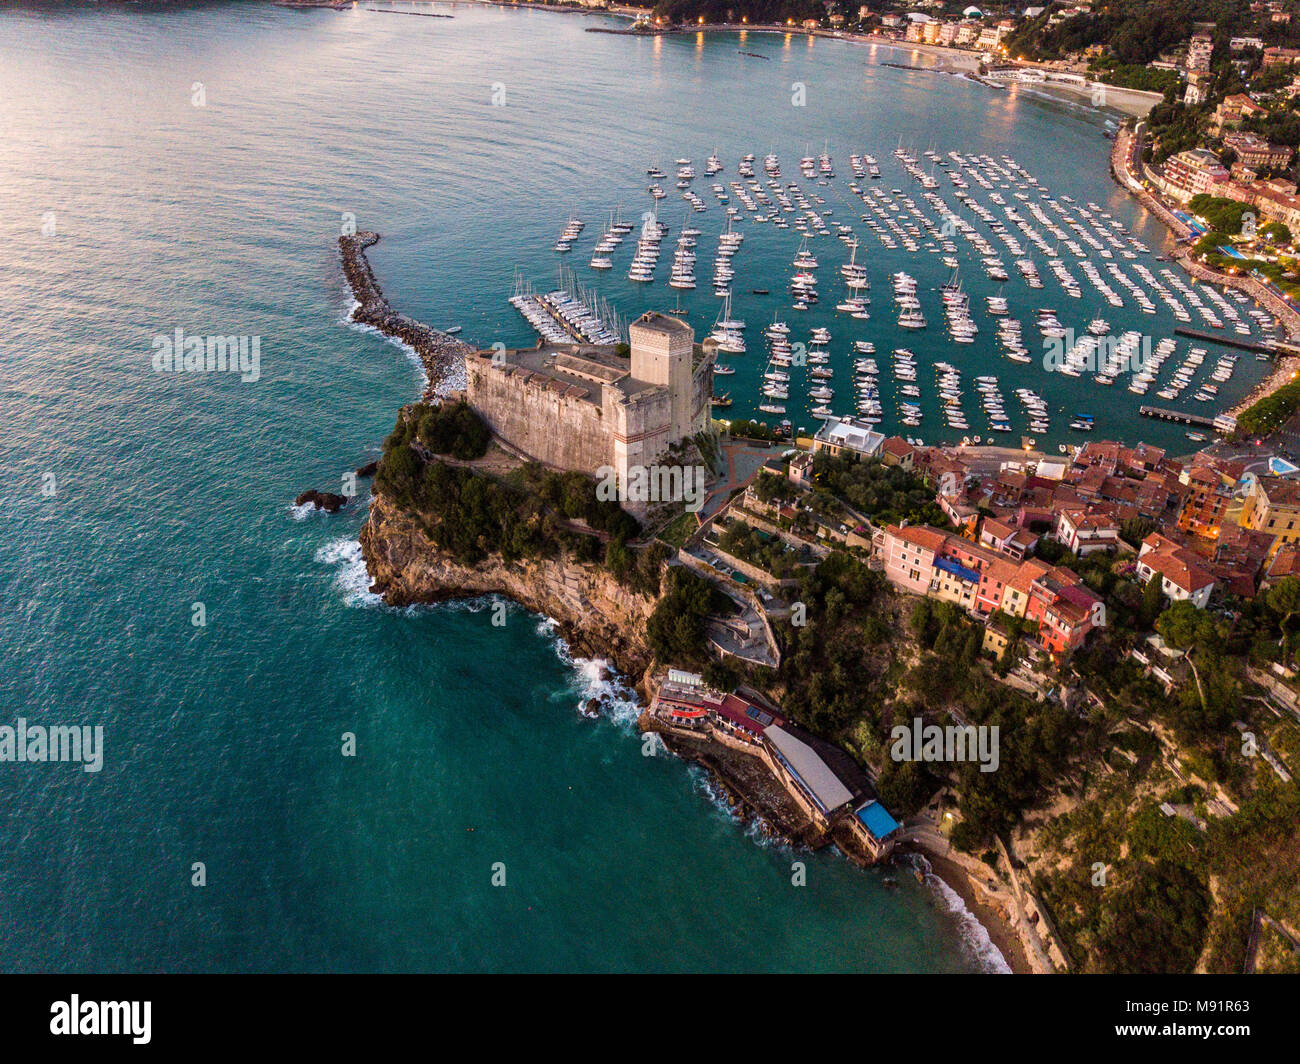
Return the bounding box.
[1136,533,1216,608]
[811,417,885,460]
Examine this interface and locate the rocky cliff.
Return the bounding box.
[360,492,657,686]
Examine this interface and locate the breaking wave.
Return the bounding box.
[905,854,1012,974]
[314,537,381,608]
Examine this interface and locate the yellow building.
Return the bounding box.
[1241,475,1300,554]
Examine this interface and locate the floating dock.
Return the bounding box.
[510,268,623,346]
[1139,405,1237,434]
[1173,327,1279,355]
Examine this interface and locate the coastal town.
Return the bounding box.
[18,0,1300,1031]
[331,0,1300,979]
[351,197,1300,971]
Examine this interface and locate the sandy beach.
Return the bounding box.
[922,851,1037,975]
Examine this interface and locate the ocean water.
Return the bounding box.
[0,0,1234,973]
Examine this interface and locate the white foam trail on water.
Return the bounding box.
[314,537,381,608]
[346,316,428,383]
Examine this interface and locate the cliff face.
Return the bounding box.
[360,492,656,685]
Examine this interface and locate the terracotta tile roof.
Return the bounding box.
[984,558,1022,586]
[1269,543,1300,581]
[889,524,949,553]
[981,516,1016,541]
[1008,528,1040,550]
[1145,549,1216,593]
[1260,476,1300,507]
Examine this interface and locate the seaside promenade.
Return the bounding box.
[1111,125,1300,420]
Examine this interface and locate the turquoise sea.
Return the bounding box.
[0,1,1256,972]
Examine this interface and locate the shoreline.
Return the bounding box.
[328,2,1160,119]
[917,851,1027,974]
[339,233,1041,974]
[903,841,1048,975]
[648,718,1034,973]
[1108,125,1300,424]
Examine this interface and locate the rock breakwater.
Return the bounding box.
[339,231,475,400]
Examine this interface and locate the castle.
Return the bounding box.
[464,312,715,509]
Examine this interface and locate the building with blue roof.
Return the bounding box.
[856,800,901,842]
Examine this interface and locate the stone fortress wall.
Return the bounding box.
[464,312,715,496]
[464,355,614,472]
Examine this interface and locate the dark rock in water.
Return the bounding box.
[295,490,348,513]
[355,460,379,478]
[582,698,601,718]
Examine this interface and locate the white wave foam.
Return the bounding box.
[742,812,793,853]
[309,529,1016,969]
[683,764,789,850]
[314,537,381,608]
[340,291,361,325]
[435,594,500,615]
[923,870,1013,974]
[687,763,733,814]
[534,616,642,724]
[340,286,465,398]
[347,316,428,383]
[567,653,642,726]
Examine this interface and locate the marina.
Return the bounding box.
[515,143,1277,445]
[510,267,625,345]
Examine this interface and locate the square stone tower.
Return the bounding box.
[629,311,696,441]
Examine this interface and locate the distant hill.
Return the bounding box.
[1004,0,1296,67]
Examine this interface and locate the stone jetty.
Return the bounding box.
[339,231,474,400]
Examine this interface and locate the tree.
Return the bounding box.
[1267,576,1300,659]
[1157,600,1216,713]
[1263,221,1292,246]
[876,759,934,817]
[1122,516,1158,546]
[1142,570,1165,627]
[417,400,491,461]
[1091,860,1210,974]
[646,566,730,666]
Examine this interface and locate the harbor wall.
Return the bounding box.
[339,231,473,398]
